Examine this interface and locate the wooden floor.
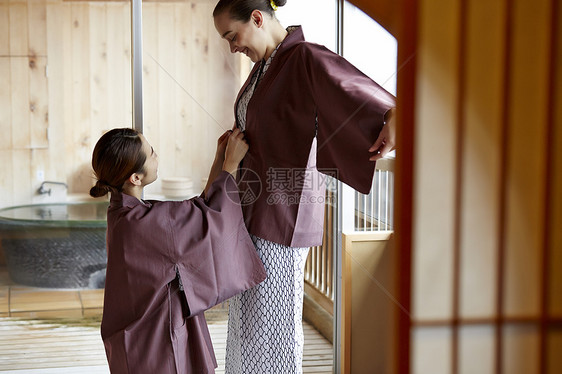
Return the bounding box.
[0,268,333,373]
[0,317,333,373]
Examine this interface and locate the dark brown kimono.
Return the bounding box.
[101,171,267,374]
[235,26,397,248]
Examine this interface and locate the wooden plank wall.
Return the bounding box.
[0,0,242,208]
[406,0,562,373]
[142,0,241,196]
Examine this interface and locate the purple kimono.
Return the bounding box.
[101,171,267,373]
[235,26,396,247]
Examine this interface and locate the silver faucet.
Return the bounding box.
[38,181,68,196]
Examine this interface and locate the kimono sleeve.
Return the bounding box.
[167,170,266,316]
[302,43,396,194]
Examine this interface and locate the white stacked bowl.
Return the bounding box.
[161,177,194,199]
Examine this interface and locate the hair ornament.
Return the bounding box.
[270,0,278,11]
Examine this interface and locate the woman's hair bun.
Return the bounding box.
[89,180,113,198]
[273,0,287,7]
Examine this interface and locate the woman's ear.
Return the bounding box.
[251,10,264,27]
[128,173,143,187]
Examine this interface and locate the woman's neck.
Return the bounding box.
[264,21,288,61]
[122,185,144,201]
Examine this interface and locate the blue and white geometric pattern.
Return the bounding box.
[225,234,310,374]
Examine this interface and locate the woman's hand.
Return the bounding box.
[223,128,249,175]
[369,108,396,161]
[215,130,231,162]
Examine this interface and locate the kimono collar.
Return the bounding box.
[275,25,305,58]
[109,191,152,209]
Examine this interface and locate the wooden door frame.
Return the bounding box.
[345,1,417,373]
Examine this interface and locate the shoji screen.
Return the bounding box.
[408,0,562,373]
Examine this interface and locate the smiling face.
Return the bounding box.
[214,10,267,62]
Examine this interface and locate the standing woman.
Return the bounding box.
[213,0,396,373]
[91,128,266,373]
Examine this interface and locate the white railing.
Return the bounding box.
[305,186,337,303]
[304,157,395,306]
[355,157,395,231]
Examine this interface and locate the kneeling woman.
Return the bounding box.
[90,128,266,374]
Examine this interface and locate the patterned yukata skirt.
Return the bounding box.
[225,234,310,374]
